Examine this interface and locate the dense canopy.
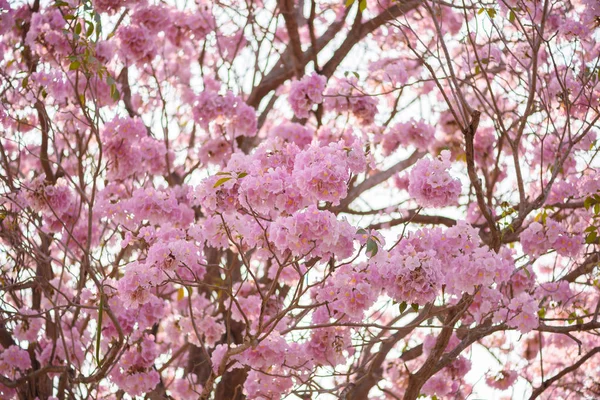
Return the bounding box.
[0,0,599,399]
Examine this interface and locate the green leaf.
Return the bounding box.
[345,0,355,7]
[356,228,368,235]
[359,0,367,12]
[509,10,516,23]
[74,22,82,35]
[366,238,378,257]
[110,86,120,101]
[586,231,597,244]
[21,76,28,88]
[213,177,233,188]
[399,301,407,314]
[237,172,248,178]
[584,196,594,210]
[477,8,485,15]
[411,303,419,312]
[69,60,80,70]
[594,203,600,215]
[537,307,546,319]
[86,21,94,37]
[486,8,497,18]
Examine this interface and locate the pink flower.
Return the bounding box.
[408,150,461,208]
[269,205,355,259]
[269,123,314,148]
[382,119,436,154]
[289,73,326,118]
[486,370,518,390]
[0,345,32,372]
[118,25,157,64]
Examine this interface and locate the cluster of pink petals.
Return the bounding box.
[110,334,161,396]
[408,150,461,208]
[269,205,355,259]
[192,90,257,144]
[325,77,379,125]
[381,119,436,154]
[269,123,314,148]
[288,73,327,118]
[485,369,518,390]
[371,221,515,305]
[101,117,167,180]
[0,346,31,378]
[521,220,583,258]
[315,264,379,320]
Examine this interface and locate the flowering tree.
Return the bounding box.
[1,0,600,398]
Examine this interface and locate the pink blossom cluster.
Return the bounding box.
[521,220,583,258]
[20,175,83,234]
[381,119,436,154]
[131,5,171,33]
[269,123,314,148]
[269,205,355,259]
[118,25,157,65]
[315,264,379,320]
[192,90,257,141]
[503,292,539,333]
[307,309,355,366]
[101,117,167,180]
[93,0,140,14]
[13,310,43,342]
[371,221,514,305]
[110,334,161,396]
[369,58,409,86]
[372,244,443,305]
[408,150,461,208]
[193,137,367,220]
[485,370,518,391]
[325,78,379,125]
[0,346,31,379]
[116,262,162,309]
[101,186,195,229]
[30,70,70,105]
[293,142,365,206]
[161,293,224,348]
[288,72,327,118]
[245,370,294,399]
[146,239,206,279]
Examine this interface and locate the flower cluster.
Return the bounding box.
[110,334,161,396]
[408,150,461,208]
[325,77,379,125]
[101,117,167,180]
[0,346,31,379]
[315,264,379,320]
[371,221,514,305]
[381,119,436,154]
[269,123,314,148]
[373,244,443,305]
[288,73,327,118]
[269,206,355,259]
[192,90,257,141]
[118,25,157,64]
[293,142,364,206]
[521,220,583,258]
